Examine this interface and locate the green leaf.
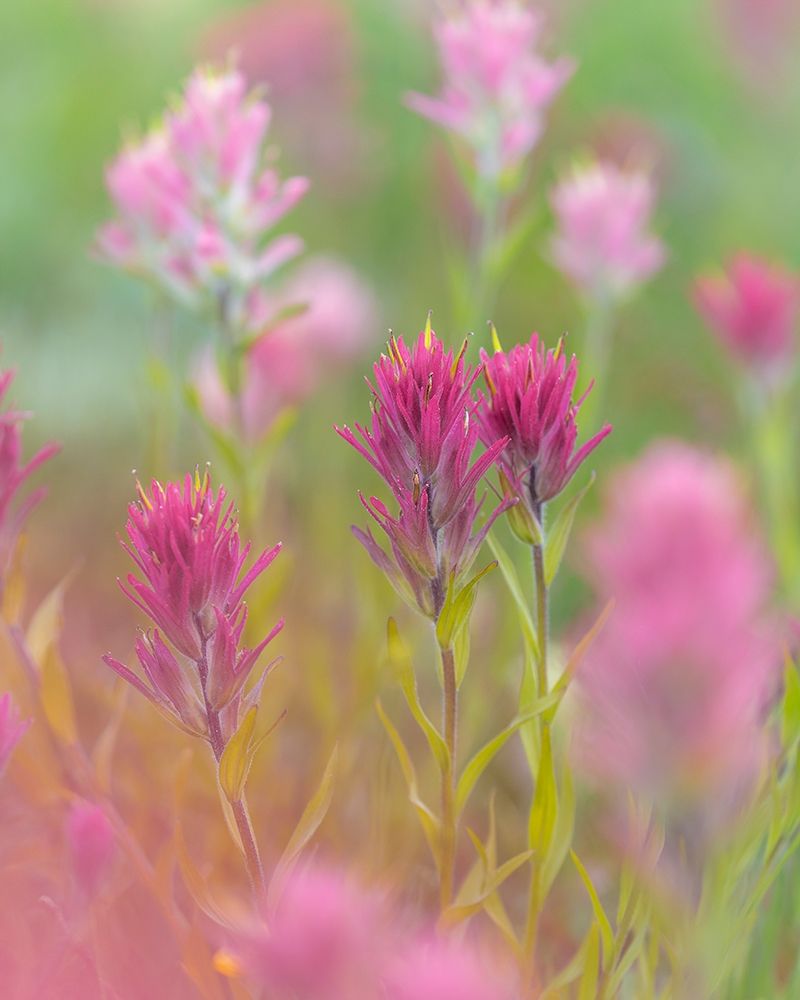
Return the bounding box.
[442,849,533,927]
[544,474,595,586]
[218,706,258,803]
[269,744,339,908]
[540,760,575,899]
[572,850,615,963]
[782,653,800,748]
[546,600,614,721]
[578,924,601,1000]
[528,724,557,858]
[487,533,540,662]
[435,561,497,650]
[541,926,598,998]
[456,695,561,817]
[453,624,471,689]
[387,618,449,772]
[376,700,440,862]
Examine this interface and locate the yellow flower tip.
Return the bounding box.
[450,337,469,378]
[135,479,154,511]
[489,322,503,354]
[212,950,242,978]
[554,334,567,360]
[423,310,433,349]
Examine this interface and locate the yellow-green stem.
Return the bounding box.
[524,508,549,982]
[439,642,458,911]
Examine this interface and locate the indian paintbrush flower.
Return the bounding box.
[103,472,283,745]
[97,65,308,333]
[574,442,777,815]
[406,0,574,179]
[337,322,510,619]
[550,160,665,305]
[476,332,611,535]
[693,252,799,378]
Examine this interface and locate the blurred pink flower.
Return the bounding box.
[386,934,517,1000]
[231,865,388,1000]
[693,253,799,376]
[476,333,611,519]
[575,442,777,809]
[0,367,59,594]
[103,473,283,744]
[97,66,308,331]
[550,161,665,303]
[407,0,574,178]
[66,800,117,900]
[337,325,510,618]
[194,256,378,443]
[0,693,30,774]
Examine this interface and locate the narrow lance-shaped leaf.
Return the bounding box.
[487,533,540,661]
[578,924,601,1000]
[375,699,440,863]
[546,599,614,722]
[456,693,561,817]
[529,724,558,859]
[218,706,258,804]
[571,850,615,963]
[387,618,449,772]
[544,473,595,586]
[269,744,339,909]
[781,652,800,749]
[435,561,497,651]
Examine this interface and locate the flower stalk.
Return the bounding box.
[438,640,458,910]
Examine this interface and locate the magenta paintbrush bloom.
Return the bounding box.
[693,253,799,376]
[0,692,30,774]
[550,161,665,303]
[575,442,777,812]
[476,333,611,521]
[0,367,59,594]
[104,473,283,744]
[97,65,308,331]
[407,0,574,178]
[337,324,510,618]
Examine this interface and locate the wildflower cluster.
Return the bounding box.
[476,333,612,535]
[576,442,777,818]
[97,66,308,331]
[550,160,665,304]
[407,0,574,179]
[104,472,283,751]
[694,252,799,377]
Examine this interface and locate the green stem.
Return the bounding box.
[523,504,549,981]
[471,179,502,325]
[439,642,458,911]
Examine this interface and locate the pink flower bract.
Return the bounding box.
[407,0,574,178]
[550,160,665,303]
[693,253,799,375]
[476,333,611,512]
